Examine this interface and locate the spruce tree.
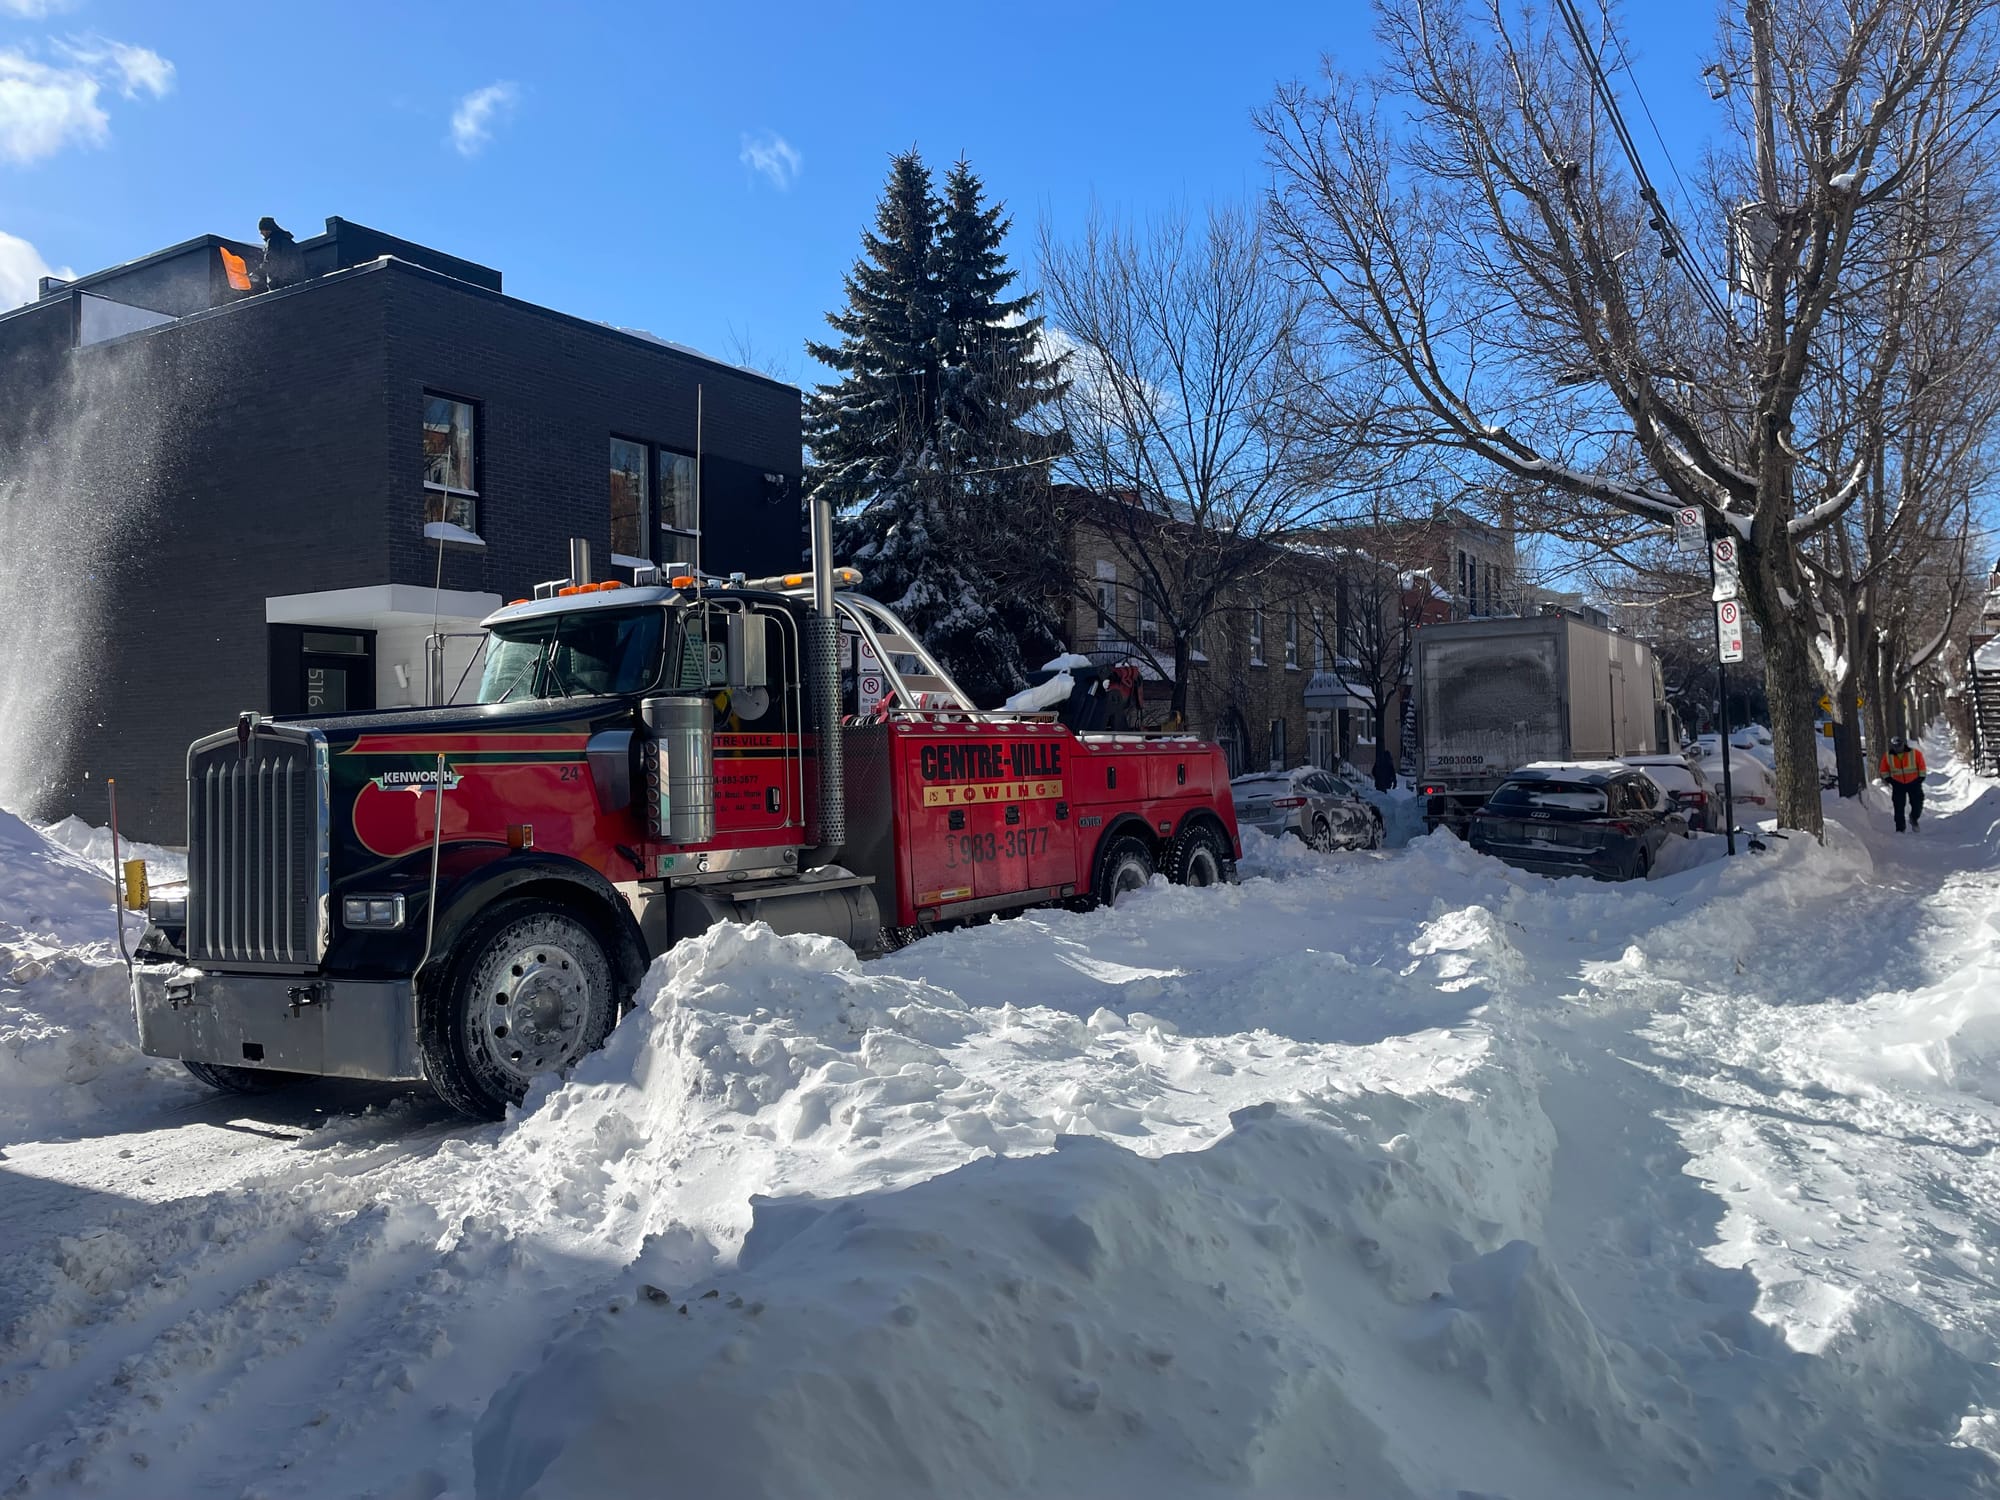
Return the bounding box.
[932,159,1070,665]
[805,151,1070,707]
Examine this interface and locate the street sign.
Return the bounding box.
[1676,506,1702,552]
[1818,694,1833,714]
[1711,537,1740,601]
[1716,599,1745,662]
[857,671,886,714]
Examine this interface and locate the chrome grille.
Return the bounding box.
[186,731,328,967]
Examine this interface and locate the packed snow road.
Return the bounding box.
[2,756,1999,1498]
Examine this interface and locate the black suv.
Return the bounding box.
[1468,763,1688,881]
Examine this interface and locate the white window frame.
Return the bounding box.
[1249,600,1265,665]
[659,448,700,563]
[1285,606,1299,669]
[1138,588,1160,649]
[1093,560,1118,650]
[422,392,479,534]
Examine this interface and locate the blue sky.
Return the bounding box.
[2,0,1719,389]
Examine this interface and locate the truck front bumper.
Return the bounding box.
[135,965,426,1083]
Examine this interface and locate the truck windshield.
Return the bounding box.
[476,608,665,704]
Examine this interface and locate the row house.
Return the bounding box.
[1058,494,1486,778]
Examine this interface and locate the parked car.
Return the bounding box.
[1468,763,1688,881]
[1696,744,1780,816]
[1231,766,1385,851]
[1622,753,1716,832]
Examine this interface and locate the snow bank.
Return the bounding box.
[0,810,176,1140]
[474,1100,1617,1500]
[467,908,1637,1500]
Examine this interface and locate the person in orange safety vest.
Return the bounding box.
[1878,736,1926,832]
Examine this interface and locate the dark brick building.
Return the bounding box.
[0,217,803,839]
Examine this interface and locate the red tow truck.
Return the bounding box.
[135,502,1241,1117]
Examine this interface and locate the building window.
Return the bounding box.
[1269,717,1286,768]
[1285,606,1299,669]
[422,393,478,531]
[659,449,698,558]
[1249,600,1265,664]
[1138,588,1160,648]
[609,437,650,561]
[1313,612,1327,672]
[1094,561,1118,647]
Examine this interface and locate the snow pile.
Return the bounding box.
[475,1103,1598,1500]
[472,917,1592,1500]
[1001,672,1074,713]
[0,810,170,1139]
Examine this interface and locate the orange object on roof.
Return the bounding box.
[219,246,252,292]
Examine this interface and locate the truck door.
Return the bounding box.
[711,608,805,839]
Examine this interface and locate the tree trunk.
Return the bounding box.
[1760,623,1826,835]
[1833,718,1864,798]
[1862,634,1890,789]
[1170,635,1192,724]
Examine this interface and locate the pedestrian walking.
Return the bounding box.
[1372,744,1396,794]
[1879,736,1927,832]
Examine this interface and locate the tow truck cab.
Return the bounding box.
[135,568,1241,1117]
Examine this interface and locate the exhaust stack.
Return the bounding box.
[805,493,844,866]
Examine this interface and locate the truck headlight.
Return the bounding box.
[342,895,406,930]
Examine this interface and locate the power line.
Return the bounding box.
[1551,0,1740,337]
[1597,13,1739,307]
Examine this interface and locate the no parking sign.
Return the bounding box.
[1716,599,1745,663]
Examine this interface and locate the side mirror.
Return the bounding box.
[727,612,769,691]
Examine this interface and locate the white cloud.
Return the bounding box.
[0,1,79,17]
[0,36,172,165]
[0,228,70,307]
[739,130,802,191]
[450,81,518,157]
[56,37,174,99]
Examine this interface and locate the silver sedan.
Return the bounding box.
[1231,767,1384,851]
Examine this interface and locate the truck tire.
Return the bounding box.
[419,898,620,1120]
[1094,834,1156,908]
[1168,823,1234,888]
[184,1059,300,1095]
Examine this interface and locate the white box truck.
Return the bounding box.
[1414,614,1670,834]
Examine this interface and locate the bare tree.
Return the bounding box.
[1036,202,1372,722]
[1284,502,1445,754]
[1260,0,2000,836]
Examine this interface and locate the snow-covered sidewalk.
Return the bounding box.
[2,759,1998,1497]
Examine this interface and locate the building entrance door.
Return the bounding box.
[270,626,376,716]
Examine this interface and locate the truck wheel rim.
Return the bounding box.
[1184,846,1221,886]
[479,941,591,1085]
[1111,859,1149,901]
